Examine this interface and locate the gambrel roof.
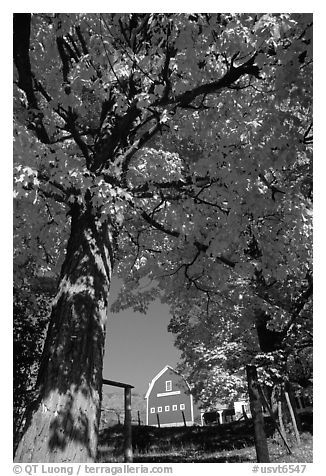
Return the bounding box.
[145,365,192,399]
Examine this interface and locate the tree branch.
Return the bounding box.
[140,210,236,268]
[13,13,50,144]
[282,279,313,337]
[91,100,140,173]
[65,111,91,166]
[259,173,286,200]
[75,25,88,54]
[140,210,180,238]
[303,122,313,144]
[120,118,162,183]
[155,52,260,108]
[56,36,70,84]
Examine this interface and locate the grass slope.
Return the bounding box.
[97,416,312,463]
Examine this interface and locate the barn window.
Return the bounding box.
[172,405,177,411]
[166,380,172,391]
[150,407,155,414]
[165,405,170,412]
[158,407,162,413]
[180,403,185,410]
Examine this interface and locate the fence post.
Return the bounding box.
[246,365,270,463]
[242,405,249,421]
[182,410,187,427]
[285,381,302,432]
[124,387,133,462]
[200,412,204,426]
[284,390,301,446]
[259,385,292,454]
[278,400,290,450]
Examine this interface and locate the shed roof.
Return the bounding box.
[103,378,134,389]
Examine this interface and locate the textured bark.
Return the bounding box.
[15,200,114,462]
[246,365,270,463]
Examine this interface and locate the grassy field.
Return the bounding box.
[97,415,313,463]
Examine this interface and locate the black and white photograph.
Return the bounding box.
[12,8,314,469]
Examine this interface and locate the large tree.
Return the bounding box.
[164,272,312,406]
[13,277,54,450]
[13,13,312,462]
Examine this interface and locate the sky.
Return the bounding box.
[103,278,181,397]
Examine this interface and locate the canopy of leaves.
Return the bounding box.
[14,13,312,409]
[167,274,312,407]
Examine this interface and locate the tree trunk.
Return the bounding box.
[14,199,115,462]
[246,365,270,463]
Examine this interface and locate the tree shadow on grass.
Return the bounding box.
[97,418,275,462]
